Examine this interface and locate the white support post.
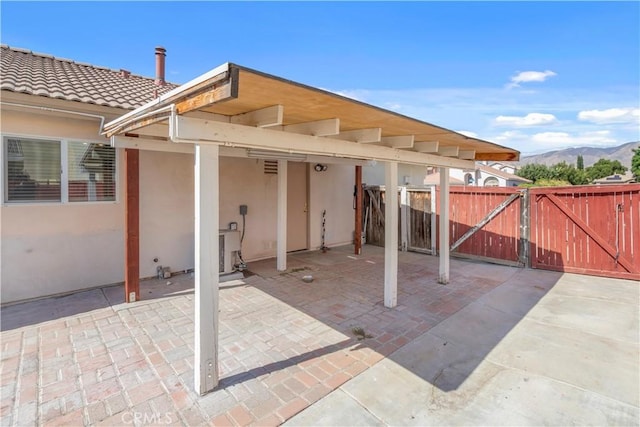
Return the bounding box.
[384,161,398,308]
[194,144,219,395]
[439,167,450,284]
[430,185,437,254]
[277,160,288,271]
[400,186,408,252]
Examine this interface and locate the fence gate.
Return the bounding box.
[529,184,640,280]
[363,186,436,253]
[441,186,524,266]
[406,187,436,253]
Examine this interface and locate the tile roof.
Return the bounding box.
[1,45,179,110]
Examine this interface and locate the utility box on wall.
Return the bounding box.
[219,230,241,274]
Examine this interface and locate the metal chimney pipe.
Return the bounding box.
[155,46,166,86]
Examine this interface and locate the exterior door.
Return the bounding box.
[287,162,308,251]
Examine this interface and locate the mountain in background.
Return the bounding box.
[518,141,638,168]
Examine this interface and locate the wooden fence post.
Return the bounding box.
[519,189,530,267]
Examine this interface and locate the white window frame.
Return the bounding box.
[1,133,119,206]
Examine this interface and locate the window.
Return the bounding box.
[68,141,115,202]
[484,176,499,187]
[3,136,116,203]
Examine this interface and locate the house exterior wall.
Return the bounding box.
[308,164,354,249]
[219,157,279,261]
[1,108,125,303]
[1,106,356,303]
[139,150,195,278]
[362,163,429,186]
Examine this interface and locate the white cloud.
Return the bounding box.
[494,130,528,142]
[322,84,638,154]
[494,113,557,127]
[577,107,640,124]
[457,130,478,138]
[531,130,616,147]
[507,70,557,89]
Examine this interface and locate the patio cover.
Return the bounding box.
[102,62,519,395]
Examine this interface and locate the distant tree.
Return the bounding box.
[568,168,589,185]
[576,155,584,170]
[632,147,640,182]
[585,159,628,181]
[550,161,574,181]
[548,161,589,185]
[516,163,552,183]
[520,179,572,188]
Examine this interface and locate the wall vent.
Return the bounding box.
[264,160,278,174]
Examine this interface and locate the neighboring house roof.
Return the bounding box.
[477,164,531,183]
[423,172,464,185]
[0,45,178,110]
[593,171,636,184]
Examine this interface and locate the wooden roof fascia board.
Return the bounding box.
[475,152,519,161]
[102,63,231,135]
[172,116,475,169]
[112,113,172,137]
[174,68,239,115]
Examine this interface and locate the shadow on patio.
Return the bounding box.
[248,244,562,393]
[1,244,563,426]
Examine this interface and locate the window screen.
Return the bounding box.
[5,137,61,202]
[68,142,116,202]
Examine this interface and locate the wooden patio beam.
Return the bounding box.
[124,148,140,303]
[173,116,475,170]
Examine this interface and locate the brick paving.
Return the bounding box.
[1,245,519,426]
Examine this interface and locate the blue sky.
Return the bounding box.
[2,1,638,155]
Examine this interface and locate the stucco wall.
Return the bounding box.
[362,163,430,186]
[139,150,195,278]
[1,108,357,303]
[219,157,279,261]
[1,109,125,303]
[308,164,354,249]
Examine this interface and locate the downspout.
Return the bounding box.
[0,101,106,135]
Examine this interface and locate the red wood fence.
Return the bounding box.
[437,186,525,266]
[530,184,639,280]
[364,183,639,280]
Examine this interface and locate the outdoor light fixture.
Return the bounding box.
[246,149,307,162]
[314,163,328,172]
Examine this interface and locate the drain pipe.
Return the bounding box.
[0,101,106,135]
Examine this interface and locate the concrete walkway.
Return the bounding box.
[1,245,638,426]
[287,269,640,426]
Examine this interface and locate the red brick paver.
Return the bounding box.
[1,245,517,426]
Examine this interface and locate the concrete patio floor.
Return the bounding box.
[1,245,638,426]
